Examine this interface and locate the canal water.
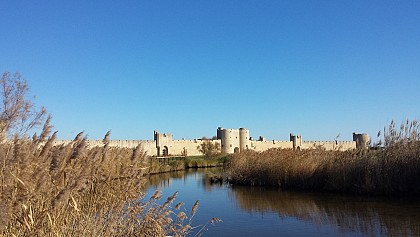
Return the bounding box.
[145,168,420,237]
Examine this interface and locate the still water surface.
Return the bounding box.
[145,168,420,237]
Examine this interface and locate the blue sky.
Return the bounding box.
[1,1,419,141]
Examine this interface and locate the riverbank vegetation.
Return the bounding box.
[0,131,203,236]
[197,140,221,158]
[184,155,229,168]
[145,155,228,175]
[0,71,204,236]
[230,120,420,196]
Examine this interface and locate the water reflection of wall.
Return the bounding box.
[144,168,420,237]
[229,186,420,237]
[144,168,225,192]
[145,171,186,189]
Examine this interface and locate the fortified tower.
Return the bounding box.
[290,133,302,150]
[239,128,250,152]
[217,127,224,140]
[353,133,370,149]
[218,127,250,153]
[154,130,173,156]
[220,128,240,154]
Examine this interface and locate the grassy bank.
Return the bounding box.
[0,134,200,236]
[145,155,229,175]
[230,121,420,195]
[183,155,229,168]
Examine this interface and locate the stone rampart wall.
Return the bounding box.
[54,127,362,157]
[170,140,221,156]
[301,141,356,151]
[54,139,222,157]
[54,140,157,156]
[250,140,294,151]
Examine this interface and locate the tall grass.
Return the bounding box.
[230,120,420,195]
[0,129,199,236]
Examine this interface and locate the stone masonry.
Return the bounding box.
[54,128,370,157]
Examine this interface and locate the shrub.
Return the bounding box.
[197,140,221,158]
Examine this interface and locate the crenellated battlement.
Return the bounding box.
[305,140,354,143]
[173,139,201,143]
[252,140,292,144]
[54,127,368,156]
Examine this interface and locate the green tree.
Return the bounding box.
[197,140,221,158]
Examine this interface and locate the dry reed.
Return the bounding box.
[230,120,420,195]
[0,126,199,236]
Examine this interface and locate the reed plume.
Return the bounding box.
[230,120,420,195]
[0,131,198,236]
